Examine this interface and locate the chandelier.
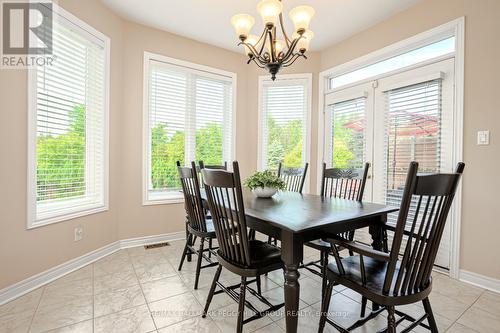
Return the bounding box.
[231,0,315,80]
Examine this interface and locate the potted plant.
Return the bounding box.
[244,170,286,198]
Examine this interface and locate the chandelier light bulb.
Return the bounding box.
[257,0,283,28]
[230,14,255,40]
[289,5,315,32]
[293,29,314,52]
[244,34,260,55]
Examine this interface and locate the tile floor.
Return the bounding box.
[1,239,499,333]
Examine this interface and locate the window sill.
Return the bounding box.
[28,204,108,229]
[142,198,185,206]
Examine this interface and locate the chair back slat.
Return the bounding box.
[383,162,465,295]
[202,162,251,267]
[177,161,207,233]
[277,162,309,194]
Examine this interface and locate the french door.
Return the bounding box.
[323,58,455,268]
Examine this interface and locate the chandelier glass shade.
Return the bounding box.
[231,0,315,80]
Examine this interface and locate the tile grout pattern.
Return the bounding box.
[1,238,499,333]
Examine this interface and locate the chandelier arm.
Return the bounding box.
[279,13,292,47]
[268,28,276,62]
[251,57,266,69]
[281,36,301,63]
[257,28,269,57]
[282,53,304,67]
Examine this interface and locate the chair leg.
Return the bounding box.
[203,264,222,318]
[256,274,262,295]
[194,237,205,289]
[267,235,272,244]
[318,279,335,333]
[208,238,213,259]
[387,306,396,333]
[321,251,329,299]
[360,296,367,317]
[178,234,192,271]
[237,276,247,333]
[422,297,439,333]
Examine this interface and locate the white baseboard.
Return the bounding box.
[459,269,500,293]
[0,231,186,306]
[120,231,186,248]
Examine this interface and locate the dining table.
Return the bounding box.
[202,189,398,333]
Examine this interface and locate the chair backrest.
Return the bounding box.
[199,161,228,171]
[383,161,465,295]
[320,162,370,201]
[177,161,207,232]
[277,162,309,194]
[201,161,251,267]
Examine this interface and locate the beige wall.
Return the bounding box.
[319,0,500,280]
[0,0,124,288]
[2,0,499,290]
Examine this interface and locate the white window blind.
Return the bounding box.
[29,9,108,227]
[329,97,366,169]
[384,79,443,226]
[260,78,309,170]
[146,59,234,202]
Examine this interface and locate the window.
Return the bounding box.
[28,7,109,228]
[144,54,235,204]
[330,37,455,89]
[258,74,311,171]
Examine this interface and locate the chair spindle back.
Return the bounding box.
[177,161,207,233]
[277,162,309,194]
[383,162,465,295]
[320,162,370,201]
[201,161,251,267]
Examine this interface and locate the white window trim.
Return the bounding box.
[317,17,464,279]
[142,52,237,206]
[257,73,313,193]
[27,4,110,229]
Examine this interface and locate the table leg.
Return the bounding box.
[369,216,386,311]
[281,231,303,333]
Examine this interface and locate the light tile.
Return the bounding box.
[296,277,323,305]
[446,322,480,333]
[30,296,93,333]
[131,252,169,268]
[252,323,285,333]
[432,273,483,305]
[44,320,93,333]
[457,303,500,333]
[310,292,362,328]
[210,302,273,333]
[157,317,222,333]
[0,288,42,317]
[47,266,93,288]
[149,292,202,329]
[41,278,92,307]
[94,269,139,295]
[94,284,146,317]
[275,306,337,333]
[427,292,470,321]
[134,262,177,283]
[93,257,135,277]
[474,290,500,317]
[192,286,234,311]
[0,306,36,333]
[94,304,156,333]
[141,275,190,303]
[127,246,165,258]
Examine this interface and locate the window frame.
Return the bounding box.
[27,4,111,229]
[142,52,237,205]
[257,73,312,191]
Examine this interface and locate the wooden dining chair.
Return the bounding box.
[177,161,218,289]
[277,162,309,193]
[201,161,285,333]
[267,162,309,246]
[318,161,465,333]
[302,162,370,296]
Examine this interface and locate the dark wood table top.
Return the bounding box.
[203,190,398,233]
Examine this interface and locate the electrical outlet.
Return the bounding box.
[74,226,83,242]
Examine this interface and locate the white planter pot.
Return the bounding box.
[252,187,278,198]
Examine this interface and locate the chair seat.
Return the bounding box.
[188,220,216,238]
[326,255,431,305]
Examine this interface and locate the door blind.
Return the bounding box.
[330,97,366,169]
[261,80,308,169]
[34,15,107,222]
[147,60,233,201]
[383,79,443,227]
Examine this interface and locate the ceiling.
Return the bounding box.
[101,0,422,52]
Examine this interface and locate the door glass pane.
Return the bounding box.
[330,97,366,168]
[384,79,442,226]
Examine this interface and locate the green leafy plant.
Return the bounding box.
[244,170,286,191]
